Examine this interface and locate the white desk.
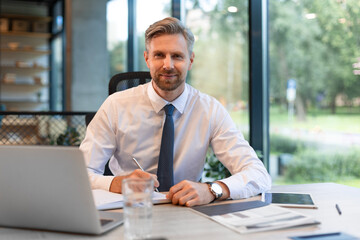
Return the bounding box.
[1,183,359,239]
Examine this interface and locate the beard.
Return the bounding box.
[152,70,185,92]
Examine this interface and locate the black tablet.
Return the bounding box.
[262,192,318,209]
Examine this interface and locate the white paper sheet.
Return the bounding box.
[211,204,319,234]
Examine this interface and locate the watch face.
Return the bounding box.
[212,183,222,195]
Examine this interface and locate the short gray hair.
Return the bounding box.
[145,17,195,54]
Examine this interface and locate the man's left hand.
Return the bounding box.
[166,180,215,207]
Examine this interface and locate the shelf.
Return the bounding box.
[0,14,52,22]
[1,65,49,75]
[0,100,47,111]
[1,9,53,112]
[1,31,51,38]
[0,48,50,61]
[1,83,48,93]
[1,31,51,48]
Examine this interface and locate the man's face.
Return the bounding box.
[144,33,194,92]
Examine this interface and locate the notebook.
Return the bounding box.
[0,145,123,235]
[93,189,171,210]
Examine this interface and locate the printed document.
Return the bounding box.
[210,204,319,234]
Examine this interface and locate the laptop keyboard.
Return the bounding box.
[100,218,114,226]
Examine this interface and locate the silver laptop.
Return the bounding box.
[0,145,123,235]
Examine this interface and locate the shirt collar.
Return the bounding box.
[147,80,188,114]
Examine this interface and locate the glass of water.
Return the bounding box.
[122,178,154,240]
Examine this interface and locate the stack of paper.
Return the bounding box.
[210,204,319,234]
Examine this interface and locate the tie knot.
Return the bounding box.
[164,104,175,116]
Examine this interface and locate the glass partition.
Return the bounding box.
[136,0,171,70]
[107,0,128,76]
[269,0,360,187]
[107,0,171,76]
[185,0,250,136]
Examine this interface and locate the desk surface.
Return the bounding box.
[1,183,360,239]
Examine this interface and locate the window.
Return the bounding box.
[269,0,360,187]
[185,0,250,135]
[106,0,171,76]
[107,0,128,77]
[136,0,171,71]
[50,0,64,111]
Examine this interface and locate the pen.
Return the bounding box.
[335,203,342,215]
[132,158,159,192]
[132,157,144,171]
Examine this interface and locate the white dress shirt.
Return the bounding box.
[80,81,271,199]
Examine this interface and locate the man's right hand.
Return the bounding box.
[109,169,159,193]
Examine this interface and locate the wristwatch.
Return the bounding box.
[206,182,223,201]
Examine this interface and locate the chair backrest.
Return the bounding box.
[108,71,152,95]
[85,112,96,126]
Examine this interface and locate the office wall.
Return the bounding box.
[70,0,108,111]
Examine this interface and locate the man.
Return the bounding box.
[80,17,271,207]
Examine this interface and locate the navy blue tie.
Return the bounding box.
[157,104,175,192]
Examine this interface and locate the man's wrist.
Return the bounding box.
[109,176,124,193]
[215,181,230,200]
[206,182,223,202]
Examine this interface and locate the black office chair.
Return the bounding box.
[85,112,96,126]
[108,71,152,95]
[85,71,152,176]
